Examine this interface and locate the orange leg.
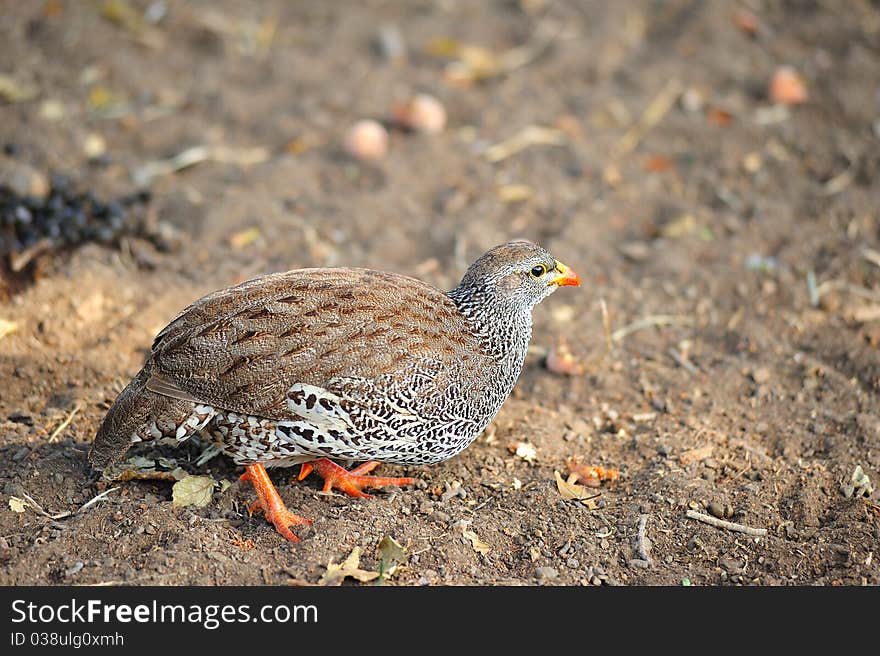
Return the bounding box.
[297,458,416,499]
[240,463,312,543]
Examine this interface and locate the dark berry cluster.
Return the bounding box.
[1,174,151,259]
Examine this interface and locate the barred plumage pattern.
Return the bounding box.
[89,241,574,472]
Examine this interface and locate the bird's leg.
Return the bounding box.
[240,463,311,543]
[297,458,416,499]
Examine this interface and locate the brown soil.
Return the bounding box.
[1,0,878,587]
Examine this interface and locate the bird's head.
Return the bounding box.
[454,240,580,310]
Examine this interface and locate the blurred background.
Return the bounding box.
[1,1,878,586]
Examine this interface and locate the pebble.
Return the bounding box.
[64,561,84,577]
[751,367,772,384]
[719,555,743,573]
[344,120,388,161]
[418,501,434,515]
[0,160,49,198]
[393,94,446,134]
[375,24,406,61]
[535,566,558,581]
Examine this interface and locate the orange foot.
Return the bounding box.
[240,463,312,543]
[297,458,416,499]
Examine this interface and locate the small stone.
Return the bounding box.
[680,86,706,113]
[375,24,406,61]
[392,94,446,134]
[344,120,389,161]
[418,501,434,515]
[566,558,579,569]
[0,160,49,198]
[751,367,771,384]
[719,555,743,574]
[64,561,84,577]
[8,446,30,463]
[535,566,559,581]
[707,502,726,519]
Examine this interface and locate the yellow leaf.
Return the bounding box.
[0,74,38,103]
[463,529,491,555]
[497,185,534,203]
[228,227,262,249]
[171,475,216,508]
[0,319,17,340]
[661,214,697,238]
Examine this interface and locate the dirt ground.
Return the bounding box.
[1,0,879,587]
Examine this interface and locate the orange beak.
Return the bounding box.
[550,260,580,287]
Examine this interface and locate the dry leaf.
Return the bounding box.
[0,319,17,340]
[319,547,379,586]
[566,457,620,486]
[770,66,808,105]
[678,445,714,466]
[171,474,216,508]
[496,184,534,203]
[0,74,38,103]
[661,214,697,238]
[9,497,26,513]
[644,155,674,173]
[105,455,187,482]
[462,530,491,555]
[707,107,733,127]
[554,470,600,509]
[377,535,406,579]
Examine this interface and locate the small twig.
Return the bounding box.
[484,125,567,162]
[76,487,119,514]
[862,248,880,270]
[15,487,118,520]
[611,314,692,342]
[48,404,81,443]
[636,514,653,565]
[614,78,682,157]
[806,270,819,307]
[17,492,70,520]
[600,298,613,353]
[686,510,768,536]
[815,279,880,303]
[820,166,855,196]
[668,347,699,375]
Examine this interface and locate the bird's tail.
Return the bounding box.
[88,368,208,470]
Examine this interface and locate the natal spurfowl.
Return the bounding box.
[89,241,580,542]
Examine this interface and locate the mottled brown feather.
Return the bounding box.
[148,268,489,419]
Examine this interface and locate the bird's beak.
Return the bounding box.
[550,260,580,287]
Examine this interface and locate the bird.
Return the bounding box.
[89,240,580,542]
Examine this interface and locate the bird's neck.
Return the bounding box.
[448,284,533,367]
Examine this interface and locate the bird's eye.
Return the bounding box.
[530,264,547,278]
